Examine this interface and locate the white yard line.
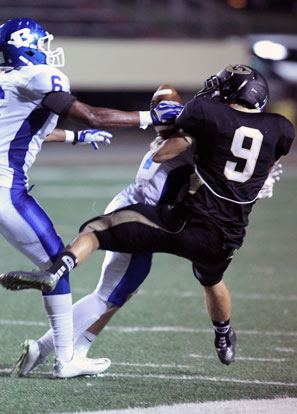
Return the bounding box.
[32,185,124,199]
[0,320,297,337]
[0,319,48,326]
[104,373,297,387]
[56,398,297,414]
[187,354,289,362]
[29,166,135,181]
[0,368,296,388]
[70,288,297,301]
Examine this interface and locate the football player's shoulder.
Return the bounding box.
[269,112,295,140]
[187,96,218,112]
[279,114,295,139]
[25,65,70,96]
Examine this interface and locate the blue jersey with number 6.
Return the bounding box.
[0,65,70,189]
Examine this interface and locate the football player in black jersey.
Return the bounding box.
[1,64,295,366]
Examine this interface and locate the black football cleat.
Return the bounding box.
[0,270,59,293]
[215,327,237,365]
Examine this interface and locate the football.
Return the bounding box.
[150,84,183,109]
[150,84,183,140]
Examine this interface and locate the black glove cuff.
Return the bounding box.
[72,131,79,145]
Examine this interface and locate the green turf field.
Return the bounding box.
[0,165,296,414]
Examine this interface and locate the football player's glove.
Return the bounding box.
[77,129,112,149]
[65,129,112,150]
[257,162,283,199]
[151,100,184,126]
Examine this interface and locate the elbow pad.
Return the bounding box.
[42,91,76,116]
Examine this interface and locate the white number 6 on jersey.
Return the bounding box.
[224,126,263,183]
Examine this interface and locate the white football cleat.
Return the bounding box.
[11,339,42,377]
[53,354,111,378]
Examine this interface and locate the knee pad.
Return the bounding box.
[192,263,223,287]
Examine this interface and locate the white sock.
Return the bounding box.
[38,292,113,359]
[74,331,97,357]
[38,329,54,360]
[42,293,73,362]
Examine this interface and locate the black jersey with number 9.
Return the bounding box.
[175,97,295,248]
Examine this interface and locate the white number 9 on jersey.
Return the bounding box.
[224,126,263,183]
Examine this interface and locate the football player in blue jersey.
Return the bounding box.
[0,17,180,378]
[1,64,291,376]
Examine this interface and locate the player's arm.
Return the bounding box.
[66,98,182,130]
[42,91,152,130]
[152,135,190,163]
[67,100,143,129]
[45,128,67,142]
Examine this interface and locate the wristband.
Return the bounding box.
[65,130,79,145]
[139,111,153,130]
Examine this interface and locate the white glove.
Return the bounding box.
[65,129,112,150]
[257,162,283,199]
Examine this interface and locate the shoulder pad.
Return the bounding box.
[25,65,70,98]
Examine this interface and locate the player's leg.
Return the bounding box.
[73,249,152,355]
[0,188,74,363]
[36,250,153,359]
[21,186,154,367]
[203,280,231,321]
[203,281,236,366]
[192,256,236,366]
[0,199,189,292]
[0,188,109,377]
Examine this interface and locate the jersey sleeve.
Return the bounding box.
[275,116,295,159]
[25,66,71,99]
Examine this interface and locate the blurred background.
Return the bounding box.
[1,0,296,165]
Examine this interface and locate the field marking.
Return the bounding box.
[56,398,297,414]
[1,367,296,389]
[71,288,297,301]
[30,166,136,181]
[104,373,297,387]
[144,290,297,301]
[113,354,291,364]
[1,320,297,338]
[187,354,289,362]
[0,319,47,326]
[33,185,124,199]
[105,326,297,337]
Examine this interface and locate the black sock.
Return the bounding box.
[48,251,78,278]
[212,320,230,348]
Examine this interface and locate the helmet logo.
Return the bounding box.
[7,28,35,48]
[226,64,252,75]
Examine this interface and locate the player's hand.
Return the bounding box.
[257,162,283,199]
[77,129,112,150]
[151,100,184,126]
[150,136,167,155]
[269,162,283,182]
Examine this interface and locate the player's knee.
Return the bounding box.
[192,263,223,287]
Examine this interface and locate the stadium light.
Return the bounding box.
[252,40,288,61]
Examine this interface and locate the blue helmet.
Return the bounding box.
[0,18,64,68]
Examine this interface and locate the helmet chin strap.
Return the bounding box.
[19,55,34,65]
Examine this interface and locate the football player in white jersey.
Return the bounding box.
[0,17,181,378]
